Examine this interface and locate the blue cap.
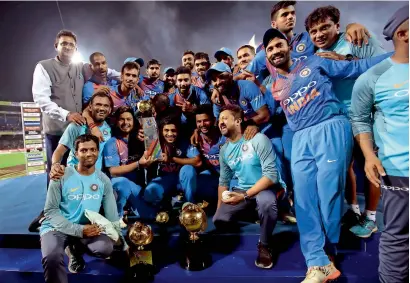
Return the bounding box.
[164,67,175,74]
[205,62,232,81]
[124,57,145,67]
[214,47,234,60]
[263,28,289,49]
[383,5,409,41]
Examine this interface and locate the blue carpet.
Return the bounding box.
[0,174,383,283]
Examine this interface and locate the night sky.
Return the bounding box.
[0,1,406,103]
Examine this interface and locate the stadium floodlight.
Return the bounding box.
[72,51,84,64]
[248,34,257,50]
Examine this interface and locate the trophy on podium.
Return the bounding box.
[179,201,212,271]
[126,221,156,281]
[137,100,162,159]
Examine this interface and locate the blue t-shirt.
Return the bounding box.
[187,132,227,173]
[103,137,137,183]
[59,122,111,169]
[139,77,164,98]
[247,32,315,80]
[219,133,283,190]
[157,141,190,175]
[350,58,409,177]
[40,166,117,237]
[82,77,118,105]
[317,33,386,110]
[265,52,392,132]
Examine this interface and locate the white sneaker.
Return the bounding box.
[301,267,326,283]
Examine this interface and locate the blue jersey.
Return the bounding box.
[103,137,138,183]
[40,166,118,237]
[350,58,409,177]
[265,53,392,132]
[317,33,386,109]
[59,122,111,169]
[247,32,315,79]
[82,77,118,105]
[139,77,164,98]
[219,133,282,190]
[169,85,211,125]
[187,132,227,173]
[158,141,189,175]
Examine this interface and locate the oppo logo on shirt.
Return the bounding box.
[68,194,100,201]
[283,81,317,106]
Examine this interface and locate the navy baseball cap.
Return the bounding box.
[124,57,145,67]
[214,47,234,60]
[383,5,409,41]
[263,28,289,49]
[205,62,232,81]
[164,67,175,74]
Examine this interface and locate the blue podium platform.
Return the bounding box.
[0,174,383,283]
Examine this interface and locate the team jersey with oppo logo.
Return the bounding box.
[103,137,141,183]
[265,52,392,132]
[139,77,165,98]
[59,122,111,169]
[158,142,189,175]
[40,166,119,237]
[187,132,227,173]
[350,58,409,177]
[247,32,315,79]
[219,133,282,190]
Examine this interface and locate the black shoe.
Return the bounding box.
[255,242,273,269]
[28,210,45,232]
[341,209,360,228]
[65,246,85,273]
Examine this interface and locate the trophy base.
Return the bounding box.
[179,239,212,271]
[125,263,156,282]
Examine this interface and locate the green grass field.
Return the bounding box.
[0,151,47,180]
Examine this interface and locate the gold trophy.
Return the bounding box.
[179,201,212,270]
[126,221,156,281]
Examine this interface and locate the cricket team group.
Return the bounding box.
[28,2,409,283]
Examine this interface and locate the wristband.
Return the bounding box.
[89,122,97,129]
[52,162,61,167]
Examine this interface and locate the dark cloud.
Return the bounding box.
[0,1,405,102]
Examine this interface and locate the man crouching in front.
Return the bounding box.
[213,105,280,269]
[40,134,126,283]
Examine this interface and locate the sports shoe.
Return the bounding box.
[302,262,341,283]
[28,210,45,232]
[280,211,297,224]
[65,246,85,273]
[349,216,378,238]
[341,209,360,228]
[255,242,273,269]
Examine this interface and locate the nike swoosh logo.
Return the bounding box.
[327,159,337,163]
[70,188,79,192]
[394,80,409,89]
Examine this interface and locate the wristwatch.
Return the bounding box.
[243,192,250,201]
[345,54,354,61]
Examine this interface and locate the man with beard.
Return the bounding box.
[139,59,165,98]
[163,67,178,96]
[50,93,113,176]
[82,52,119,104]
[182,50,198,78]
[169,66,210,132]
[246,1,372,80]
[350,8,409,282]
[103,106,157,224]
[213,105,280,269]
[305,6,386,238]
[143,118,201,207]
[262,28,391,282]
[191,52,212,95]
[184,105,227,205]
[40,134,126,283]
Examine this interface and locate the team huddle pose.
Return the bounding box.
[29,2,408,283]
